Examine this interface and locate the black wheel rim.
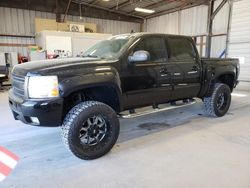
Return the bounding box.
[79,115,107,146]
[216,91,228,111]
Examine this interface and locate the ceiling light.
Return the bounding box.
[102,0,110,1]
[135,7,155,14]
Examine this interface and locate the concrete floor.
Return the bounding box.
[1,89,250,188]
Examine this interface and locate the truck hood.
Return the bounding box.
[12,57,115,76]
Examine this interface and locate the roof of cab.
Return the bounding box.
[113,32,191,39]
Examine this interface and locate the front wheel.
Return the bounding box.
[61,101,120,160]
[203,83,231,117]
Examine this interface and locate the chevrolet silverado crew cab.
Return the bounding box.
[9,33,240,160]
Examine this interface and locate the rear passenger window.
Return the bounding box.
[133,37,168,62]
[168,38,196,61]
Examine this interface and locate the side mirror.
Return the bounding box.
[128,50,150,63]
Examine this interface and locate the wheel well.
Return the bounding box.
[63,85,121,117]
[217,74,235,91]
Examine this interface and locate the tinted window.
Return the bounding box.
[133,37,167,62]
[168,37,196,61]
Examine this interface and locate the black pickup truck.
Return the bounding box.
[9,33,239,160]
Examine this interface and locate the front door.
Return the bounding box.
[120,36,172,110]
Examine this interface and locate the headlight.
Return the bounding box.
[28,76,59,98]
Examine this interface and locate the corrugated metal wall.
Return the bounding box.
[65,15,140,35]
[228,0,250,82]
[0,7,140,56]
[146,2,230,58]
[146,5,208,57]
[146,5,208,36]
[146,12,179,34]
[179,5,208,36]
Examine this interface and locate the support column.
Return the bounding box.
[205,0,215,58]
[206,0,228,58]
[225,0,233,58]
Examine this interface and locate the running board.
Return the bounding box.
[119,99,196,119]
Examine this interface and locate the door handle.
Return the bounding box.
[159,68,168,74]
[159,68,170,77]
[188,66,199,74]
[188,71,198,74]
[192,66,199,71]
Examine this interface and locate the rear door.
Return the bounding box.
[121,36,172,109]
[167,37,202,100]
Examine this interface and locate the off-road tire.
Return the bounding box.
[203,83,231,117]
[61,101,120,160]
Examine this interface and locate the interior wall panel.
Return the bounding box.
[179,5,208,36]
[146,5,208,36]
[228,0,250,81]
[146,2,231,58]
[146,12,179,34]
[211,36,227,57]
[213,0,230,34]
[0,7,140,56]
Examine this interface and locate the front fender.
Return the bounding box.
[60,71,121,96]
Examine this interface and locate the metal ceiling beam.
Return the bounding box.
[63,0,72,22]
[111,0,140,10]
[0,0,142,23]
[111,0,130,10]
[72,0,144,19]
[145,0,209,19]
[55,0,61,22]
[145,0,190,9]
[90,0,101,5]
[143,0,176,9]
[211,0,227,20]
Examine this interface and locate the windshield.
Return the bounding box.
[82,35,132,59]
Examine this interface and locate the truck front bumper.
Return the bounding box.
[9,89,64,127]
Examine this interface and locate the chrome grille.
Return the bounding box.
[12,74,25,99]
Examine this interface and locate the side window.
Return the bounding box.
[133,37,168,62]
[168,37,196,61]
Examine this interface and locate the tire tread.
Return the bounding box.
[203,83,231,117]
[61,101,118,160]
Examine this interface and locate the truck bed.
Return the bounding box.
[201,57,239,65]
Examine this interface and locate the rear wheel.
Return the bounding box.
[61,101,120,160]
[203,83,231,117]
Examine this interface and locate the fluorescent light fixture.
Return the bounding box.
[135,7,155,14]
[103,0,110,1]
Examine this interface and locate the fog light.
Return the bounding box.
[30,117,40,124]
